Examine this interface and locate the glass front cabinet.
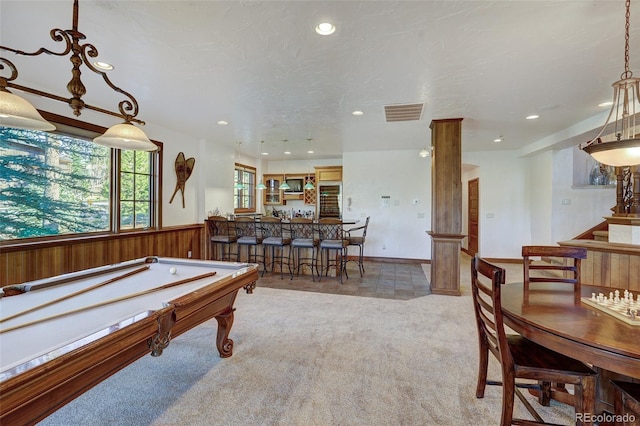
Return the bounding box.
[264,175,282,205]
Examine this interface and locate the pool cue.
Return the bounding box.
[0,271,217,334]
[1,259,151,296]
[0,265,151,323]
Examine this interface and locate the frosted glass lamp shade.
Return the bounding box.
[256,182,267,190]
[279,182,290,190]
[583,138,640,167]
[304,181,315,190]
[93,122,157,151]
[0,90,56,131]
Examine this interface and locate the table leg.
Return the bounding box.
[215,307,235,358]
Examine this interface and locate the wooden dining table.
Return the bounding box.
[500,281,640,414]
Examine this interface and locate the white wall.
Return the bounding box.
[550,147,615,243]
[462,150,531,259]
[342,150,431,261]
[460,147,615,260]
[527,150,553,245]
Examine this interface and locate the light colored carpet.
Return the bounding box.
[37,259,575,426]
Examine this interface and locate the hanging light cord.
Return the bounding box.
[623,0,632,80]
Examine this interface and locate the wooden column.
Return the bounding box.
[427,118,464,296]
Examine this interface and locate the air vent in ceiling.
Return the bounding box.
[384,103,424,122]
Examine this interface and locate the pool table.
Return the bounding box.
[0,256,258,425]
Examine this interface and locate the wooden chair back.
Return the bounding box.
[471,255,507,369]
[522,245,587,291]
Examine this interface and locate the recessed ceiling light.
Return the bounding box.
[284,151,291,155]
[315,22,336,35]
[217,120,228,126]
[352,110,364,116]
[598,101,614,107]
[93,61,114,71]
[307,150,314,154]
[493,138,502,143]
[262,152,269,156]
[526,115,540,120]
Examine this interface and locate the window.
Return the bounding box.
[120,150,154,230]
[0,113,160,241]
[234,163,256,213]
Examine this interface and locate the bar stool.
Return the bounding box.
[317,218,349,283]
[345,216,369,277]
[260,217,292,279]
[234,216,264,265]
[290,218,319,281]
[611,381,640,426]
[207,216,238,261]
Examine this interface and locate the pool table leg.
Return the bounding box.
[215,307,235,358]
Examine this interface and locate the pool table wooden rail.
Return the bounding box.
[0,257,258,426]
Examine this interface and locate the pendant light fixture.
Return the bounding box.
[279,139,291,190]
[581,0,640,166]
[0,0,157,151]
[256,141,267,190]
[304,138,316,190]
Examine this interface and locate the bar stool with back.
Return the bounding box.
[207,216,238,261]
[234,216,264,266]
[289,218,319,280]
[260,216,292,279]
[317,218,349,283]
[471,255,597,425]
[345,216,369,277]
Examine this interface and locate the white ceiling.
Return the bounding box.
[1,0,639,160]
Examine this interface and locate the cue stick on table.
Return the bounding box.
[0,271,218,334]
[0,265,151,323]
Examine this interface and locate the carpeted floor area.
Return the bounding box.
[36,255,575,426]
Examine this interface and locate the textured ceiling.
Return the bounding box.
[1,1,639,160]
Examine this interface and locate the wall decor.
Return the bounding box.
[170,152,195,208]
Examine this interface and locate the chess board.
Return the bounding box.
[581,294,640,326]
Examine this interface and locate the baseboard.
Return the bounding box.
[347,255,429,264]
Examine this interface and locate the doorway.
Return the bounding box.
[468,178,479,256]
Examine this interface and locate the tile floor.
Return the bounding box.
[257,259,431,300]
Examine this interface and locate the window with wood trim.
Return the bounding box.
[0,113,161,241]
[234,163,256,213]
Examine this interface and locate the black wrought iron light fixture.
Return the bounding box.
[0,0,157,151]
[581,0,640,166]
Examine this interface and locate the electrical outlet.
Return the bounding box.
[187,250,192,258]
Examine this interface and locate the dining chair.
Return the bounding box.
[317,218,349,283]
[522,245,587,292]
[207,216,238,261]
[234,216,264,266]
[471,255,597,426]
[260,217,292,279]
[290,218,320,281]
[345,216,369,277]
[611,381,640,426]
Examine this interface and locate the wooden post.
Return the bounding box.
[427,118,464,296]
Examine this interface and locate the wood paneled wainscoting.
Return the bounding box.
[559,239,640,291]
[0,225,203,287]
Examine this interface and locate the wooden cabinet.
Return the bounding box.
[264,174,283,205]
[315,166,342,182]
[304,175,316,205]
